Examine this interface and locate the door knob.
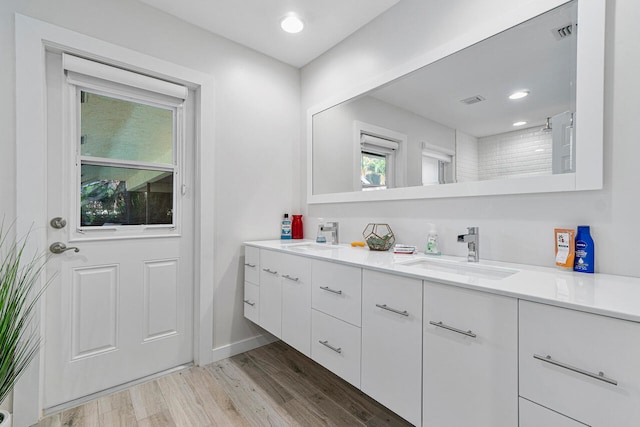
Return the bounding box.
[50,242,80,254]
[50,217,67,229]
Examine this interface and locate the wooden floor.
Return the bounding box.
[35,341,412,426]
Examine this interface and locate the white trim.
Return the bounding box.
[14,14,215,426]
[210,334,279,363]
[307,0,605,204]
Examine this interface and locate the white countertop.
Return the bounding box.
[245,240,640,323]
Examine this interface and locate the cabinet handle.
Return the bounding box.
[429,321,477,338]
[282,274,299,282]
[262,268,278,275]
[244,263,256,268]
[243,299,255,307]
[375,304,409,317]
[320,286,342,295]
[318,340,342,354]
[533,354,618,386]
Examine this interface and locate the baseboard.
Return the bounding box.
[210,333,278,363]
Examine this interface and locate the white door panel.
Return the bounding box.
[43,51,194,408]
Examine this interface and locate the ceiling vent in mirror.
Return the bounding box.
[460,95,486,105]
[552,23,575,40]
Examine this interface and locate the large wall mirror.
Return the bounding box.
[307,0,604,204]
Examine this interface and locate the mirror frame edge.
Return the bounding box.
[307,0,605,204]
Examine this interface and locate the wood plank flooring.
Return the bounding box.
[35,341,412,427]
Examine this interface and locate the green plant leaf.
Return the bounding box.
[0,219,49,405]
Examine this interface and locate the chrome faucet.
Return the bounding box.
[457,227,479,262]
[320,221,339,245]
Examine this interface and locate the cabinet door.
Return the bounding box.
[361,270,422,426]
[244,245,260,285]
[423,281,518,427]
[281,254,312,357]
[259,249,282,337]
[520,398,588,427]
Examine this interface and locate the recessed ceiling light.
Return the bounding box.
[281,13,304,34]
[509,91,529,100]
[513,121,527,127]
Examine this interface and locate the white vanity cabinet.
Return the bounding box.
[361,270,422,426]
[310,260,362,387]
[243,246,260,324]
[245,242,640,427]
[519,300,640,427]
[258,249,312,356]
[422,281,518,427]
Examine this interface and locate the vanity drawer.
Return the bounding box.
[244,246,260,285]
[311,260,361,327]
[519,300,640,426]
[243,282,259,324]
[311,309,361,388]
[519,398,587,427]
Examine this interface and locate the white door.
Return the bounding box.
[43,51,195,409]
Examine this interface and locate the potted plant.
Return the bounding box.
[0,222,48,427]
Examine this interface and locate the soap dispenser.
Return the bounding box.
[425,224,441,255]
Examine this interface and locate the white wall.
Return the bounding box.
[302,0,640,276]
[1,0,299,356]
[455,130,479,182]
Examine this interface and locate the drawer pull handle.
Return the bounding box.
[429,321,477,338]
[320,286,342,295]
[318,340,342,354]
[282,274,299,282]
[244,263,256,268]
[243,299,255,307]
[533,354,618,386]
[262,268,278,275]
[375,304,409,317]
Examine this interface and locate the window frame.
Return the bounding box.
[65,72,186,239]
[421,143,455,185]
[353,121,407,192]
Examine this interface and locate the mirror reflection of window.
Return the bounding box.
[358,129,403,191]
[361,151,388,190]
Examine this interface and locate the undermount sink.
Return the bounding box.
[397,258,518,280]
[285,243,343,252]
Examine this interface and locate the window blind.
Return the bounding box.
[361,133,399,152]
[63,53,188,101]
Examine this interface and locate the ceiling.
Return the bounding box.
[369,1,577,137]
[137,0,400,68]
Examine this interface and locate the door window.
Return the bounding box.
[79,91,177,227]
[62,54,187,233]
